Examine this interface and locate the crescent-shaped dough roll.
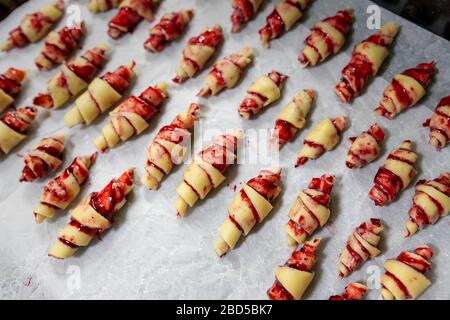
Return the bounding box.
[0,68,27,113]
[335,23,400,103]
[231,0,265,33]
[33,44,110,109]
[19,135,65,183]
[267,238,321,300]
[197,47,254,97]
[285,175,334,250]
[338,218,384,278]
[214,168,282,257]
[299,9,354,68]
[295,116,347,167]
[141,103,199,190]
[404,172,450,237]
[175,131,243,217]
[89,0,123,13]
[64,62,136,128]
[48,168,135,259]
[0,106,38,154]
[329,282,368,300]
[94,82,168,152]
[258,0,312,48]
[271,89,315,148]
[238,70,287,119]
[34,153,97,224]
[108,0,160,39]
[144,10,194,53]
[35,22,86,71]
[368,140,417,206]
[346,123,385,169]
[0,1,64,52]
[423,96,450,150]
[374,62,436,119]
[381,245,434,300]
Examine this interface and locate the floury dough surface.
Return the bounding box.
[0,0,449,299]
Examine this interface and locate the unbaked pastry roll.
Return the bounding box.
[271,89,315,148]
[34,153,97,224]
[231,0,265,33]
[19,135,65,183]
[89,0,123,13]
[329,282,368,300]
[33,44,110,109]
[144,10,194,53]
[198,47,254,97]
[335,23,400,103]
[108,0,160,39]
[214,168,282,257]
[64,62,136,128]
[0,1,64,52]
[238,71,287,119]
[35,22,86,71]
[295,116,347,167]
[374,62,436,119]
[285,175,334,250]
[259,0,312,48]
[267,238,321,300]
[423,96,450,150]
[141,103,199,190]
[172,25,224,84]
[404,172,450,237]
[0,68,27,113]
[299,9,354,68]
[0,106,38,154]
[346,123,385,169]
[381,245,434,300]
[94,83,168,152]
[368,140,417,206]
[175,131,242,217]
[338,218,383,278]
[48,168,135,259]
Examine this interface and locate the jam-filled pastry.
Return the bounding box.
[381,245,434,300]
[48,168,135,259]
[144,10,194,53]
[34,153,97,224]
[94,83,168,152]
[172,26,224,84]
[329,282,368,300]
[404,173,450,237]
[0,68,27,113]
[335,23,400,103]
[0,106,37,154]
[197,48,254,97]
[259,0,312,48]
[295,116,346,167]
[35,22,86,71]
[346,123,385,169]
[33,44,110,109]
[267,238,321,300]
[0,1,64,52]
[423,96,450,150]
[108,0,160,39]
[175,131,242,217]
[89,0,123,13]
[214,168,282,257]
[238,71,287,119]
[299,9,354,68]
[141,103,199,190]
[231,0,265,33]
[285,175,334,250]
[338,218,383,278]
[368,140,417,206]
[271,89,315,148]
[374,62,436,119]
[64,62,136,128]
